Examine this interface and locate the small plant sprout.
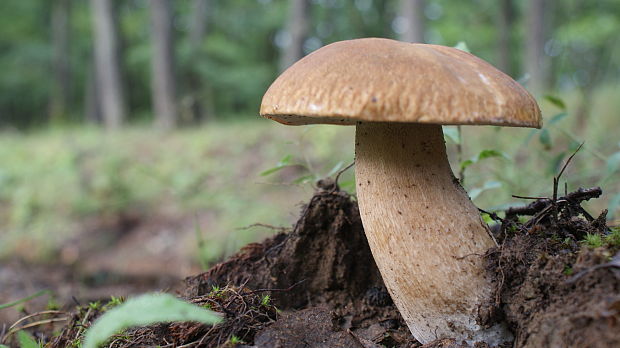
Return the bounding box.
[260,295,271,306]
[261,38,541,345]
[584,233,604,248]
[229,335,244,344]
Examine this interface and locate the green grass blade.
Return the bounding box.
[0,290,49,310]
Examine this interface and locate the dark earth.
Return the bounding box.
[3,181,620,347]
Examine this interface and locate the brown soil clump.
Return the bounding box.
[185,180,416,346]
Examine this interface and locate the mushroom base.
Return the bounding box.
[355,122,512,345]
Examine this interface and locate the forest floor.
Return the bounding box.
[3,179,619,347]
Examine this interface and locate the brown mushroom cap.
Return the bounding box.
[261,38,541,128]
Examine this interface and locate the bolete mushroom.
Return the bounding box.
[260,38,541,345]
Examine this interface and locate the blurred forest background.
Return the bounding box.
[2,0,619,128]
[1,0,620,318]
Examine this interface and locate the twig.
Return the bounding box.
[511,194,548,200]
[4,317,68,342]
[236,223,289,233]
[478,208,504,223]
[506,187,602,217]
[557,142,584,183]
[247,279,306,294]
[566,252,620,284]
[7,310,66,333]
[334,161,355,186]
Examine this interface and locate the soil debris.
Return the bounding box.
[486,186,620,348]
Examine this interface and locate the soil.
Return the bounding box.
[5,181,620,347]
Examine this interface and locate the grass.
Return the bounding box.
[1,84,619,266]
[0,121,354,264]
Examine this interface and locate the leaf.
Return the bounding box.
[259,154,293,176]
[549,112,568,125]
[469,181,502,200]
[453,41,470,53]
[544,95,567,110]
[459,159,475,172]
[460,150,508,172]
[442,127,460,144]
[477,149,509,161]
[83,293,222,348]
[17,331,40,348]
[0,290,49,310]
[538,129,552,150]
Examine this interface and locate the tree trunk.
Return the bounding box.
[50,0,71,123]
[187,0,210,123]
[90,0,126,129]
[496,0,514,76]
[525,0,548,96]
[280,0,309,72]
[85,61,102,124]
[399,0,425,43]
[150,0,177,130]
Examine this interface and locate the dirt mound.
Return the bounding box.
[486,189,620,348]
[185,181,415,346]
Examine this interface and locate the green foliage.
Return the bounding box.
[544,95,567,110]
[82,293,221,348]
[0,123,354,262]
[229,335,244,344]
[261,295,271,306]
[583,233,604,248]
[460,149,509,172]
[582,229,620,249]
[16,331,42,348]
[1,1,619,128]
[604,228,620,247]
[259,155,297,176]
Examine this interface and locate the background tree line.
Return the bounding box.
[0,0,618,130]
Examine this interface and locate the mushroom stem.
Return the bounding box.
[355,122,511,345]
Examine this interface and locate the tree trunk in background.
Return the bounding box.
[50,0,71,123]
[496,0,514,76]
[150,0,177,130]
[399,0,425,43]
[280,0,309,72]
[525,0,548,96]
[85,61,102,124]
[187,0,210,123]
[91,0,126,129]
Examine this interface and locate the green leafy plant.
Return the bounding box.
[16,331,42,348]
[260,295,271,306]
[583,233,604,248]
[229,335,244,344]
[82,293,222,348]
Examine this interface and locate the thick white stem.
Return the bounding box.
[355,122,511,345]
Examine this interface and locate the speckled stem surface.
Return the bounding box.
[355,122,511,345]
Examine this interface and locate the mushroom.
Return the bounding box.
[260,38,541,345]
